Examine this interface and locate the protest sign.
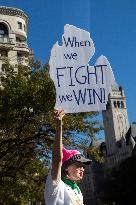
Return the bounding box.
[49,24,116,113]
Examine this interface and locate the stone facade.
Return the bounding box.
[102,85,134,168]
[0,6,33,78]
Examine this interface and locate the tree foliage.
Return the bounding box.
[0,60,100,204]
[0,160,48,205]
[87,146,105,163]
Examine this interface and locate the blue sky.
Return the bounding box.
[1,0,136,125]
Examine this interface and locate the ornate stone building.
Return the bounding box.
[80,85,136,205]
[0,6,33,78]
[102,85,135,168]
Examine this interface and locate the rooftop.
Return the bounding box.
[0,6,28,22]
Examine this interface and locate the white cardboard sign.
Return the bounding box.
[49,24,116,113]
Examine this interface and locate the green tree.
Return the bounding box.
[87,146,105,163]
[0,159,48,205]
[0,60,100,204]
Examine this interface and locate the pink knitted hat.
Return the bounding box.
[62,148,80,164]
[62,147,92,165]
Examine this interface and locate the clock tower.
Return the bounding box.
[102,85,131,167]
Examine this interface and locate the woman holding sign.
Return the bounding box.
[45,109,92,205]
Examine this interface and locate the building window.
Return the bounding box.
[117,101,120,108]
[0,50,8,57]
[17,52,22,57]
[113,101,117,108]
[18,22,22,29]
[121,101,124,108]
[16,37,21,42]
[16,37,21,46]
[24,24,26,31]
[0,23,8,42]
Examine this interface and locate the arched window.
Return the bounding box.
[0,23,8,42]
[113,101,117,108]
[117,101,120,108]
[121,101,124,108]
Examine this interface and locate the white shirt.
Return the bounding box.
[45,171,84,205]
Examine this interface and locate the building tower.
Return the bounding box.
[102,85,133,168]
[0,6,33,76]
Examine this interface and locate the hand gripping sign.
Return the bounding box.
[49,24,116,113]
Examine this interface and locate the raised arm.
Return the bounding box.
[51,109,65,183]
